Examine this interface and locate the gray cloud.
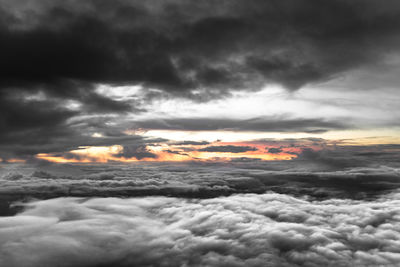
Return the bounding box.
[1,146,400,266]
[2,0,400,94]
[131,117,349,133]
[267,147,283,154]
[114,145,158,160]
[0,98,168,160]
[1,191,400,266]
[163,149,190,157]
[171,140,211,146]
[1,142,400,201]
[198,145,258,153]
[1,0,399,158]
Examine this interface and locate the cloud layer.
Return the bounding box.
[131,117,349,133]
[1,192,400,267]
[2,0,400,93]
[1,148,400,266]
[1,147,400,201]
[1,0,400,159]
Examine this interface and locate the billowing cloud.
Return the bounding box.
[1,191,400,266]
[1,2,400,265]
[1,0,400,94]
[1,145,400,265]
[1,143,400,200]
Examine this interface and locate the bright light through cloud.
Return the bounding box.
[2,1,400,266]
[95,84,143,101]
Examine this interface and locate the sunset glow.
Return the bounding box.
[32,130,400,163]
[1,1,400,266]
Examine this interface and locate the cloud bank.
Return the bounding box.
[2,0,400,93]
[1,192,400,267]
[131,117,349,133]
[1,0,400,159]
[1,147,399,266]
[1,147,400,201]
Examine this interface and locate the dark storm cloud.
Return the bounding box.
[0,90,78,159]
[132,117,349,133]
[0,111,164,161]
[79,91,136,113]
[1,0,400,94]
[198,145,258,153]
[1,0,399,158]
[0,87,147,159]
[0,93,76,145]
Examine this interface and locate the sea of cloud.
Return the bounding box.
[0,191,400,267]
[1,162,400,266]
[1,162,400,201]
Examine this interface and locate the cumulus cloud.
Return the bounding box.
[1,191,400,267]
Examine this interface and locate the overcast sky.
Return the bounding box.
[2,2,400,266]
[1,0,400,163]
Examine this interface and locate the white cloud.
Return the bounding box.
[1,191,400,266]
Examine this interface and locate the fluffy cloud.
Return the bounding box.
[1,155,400,201]
[1,191,400,266]
[1,155,399,266]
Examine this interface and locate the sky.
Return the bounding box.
[0,0,400,163]
[1,0,400,266]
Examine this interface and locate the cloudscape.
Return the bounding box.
[1,0,400,266]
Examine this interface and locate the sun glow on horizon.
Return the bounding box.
[31,128,400,164]
[35,141,299,163]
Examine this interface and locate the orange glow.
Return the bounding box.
[34,133,397,164]
[36,154,96,163]
[1,158,27,163]
[35,141,299,163]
